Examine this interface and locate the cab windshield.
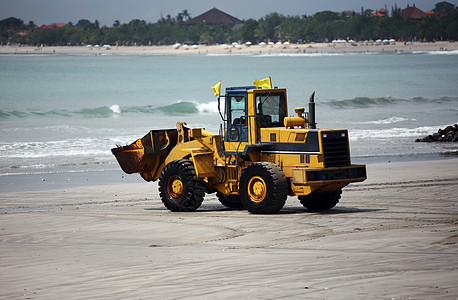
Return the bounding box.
[255,92,287,127]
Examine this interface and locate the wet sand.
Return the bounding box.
[1,41,457,56]
[1,158,457,298]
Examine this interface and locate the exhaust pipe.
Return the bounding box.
[309,91,316,129]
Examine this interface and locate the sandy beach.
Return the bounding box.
[2,41,457,56]
[1,158,457,299]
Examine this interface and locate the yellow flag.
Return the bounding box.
[211,81,221,96]
[253,77,272,89]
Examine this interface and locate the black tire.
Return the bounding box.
[239,162,288,214]
[298,190,341,211]
[158,159,205,212]
[216,192,244,209]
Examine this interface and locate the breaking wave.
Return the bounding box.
[0,100,219,119]
[2,96,455,120]
[322,96,458,108]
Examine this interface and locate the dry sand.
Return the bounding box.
[1,158,457,299]
[2,41,457,56]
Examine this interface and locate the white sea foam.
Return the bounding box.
[0,136,135,159]
[205,52,352,58]
[205,53,252,57]
[255,52,346,58]
[195,101,218,113]
[412,50,458,55]
[349,125,444,140]
[427,50,458,55]
[109,104,121,114]
[357,116,415,125]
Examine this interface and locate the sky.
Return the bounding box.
[1,0,457,26]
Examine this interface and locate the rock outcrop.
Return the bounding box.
[415,124,458,142]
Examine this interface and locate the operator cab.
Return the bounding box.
[223,86,287,143]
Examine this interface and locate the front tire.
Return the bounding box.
[239,162,288,214]
[298,190,341,210]
[158,159,205,212]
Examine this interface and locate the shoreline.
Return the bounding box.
[1,153,457,194]
[1,41,457,56]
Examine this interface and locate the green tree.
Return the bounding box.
[434,1,455,13]
[76,19,91,28]
[177,9,191,24]
[255,13,284,41]
[0,17,25,29]
[442,11,458,39]
[277,16,302,41]
[236,19,258,42]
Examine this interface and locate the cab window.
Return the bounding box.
[229,96,246,125]
[255,93,287,127]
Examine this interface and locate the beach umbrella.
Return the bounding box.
[268,42,274,45]
[259,42,266,46]
[192,45,198,49]
[173,43,180,49]
[245,41,252,46]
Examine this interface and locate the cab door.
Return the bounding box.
[226,94,249,143]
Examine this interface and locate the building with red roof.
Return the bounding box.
[372,8,389,17]
[181,8,241,26]
[37,23,66,30]
[342,10,355,17]
[401,4,426,20]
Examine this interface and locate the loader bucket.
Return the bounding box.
[111,129,178,177]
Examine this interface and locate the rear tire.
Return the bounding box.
[158,159,205,212]
[239,162,287,214]
[298,190,341,210]
[216,192,243,209]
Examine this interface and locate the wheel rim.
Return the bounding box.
[168,176,183,199]
[247,176,266,203]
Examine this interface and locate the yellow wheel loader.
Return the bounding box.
[112,83,366,214]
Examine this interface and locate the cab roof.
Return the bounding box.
[225,86,284,93]
[225,86,256,92]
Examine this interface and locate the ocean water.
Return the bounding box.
[1,51,457,191]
